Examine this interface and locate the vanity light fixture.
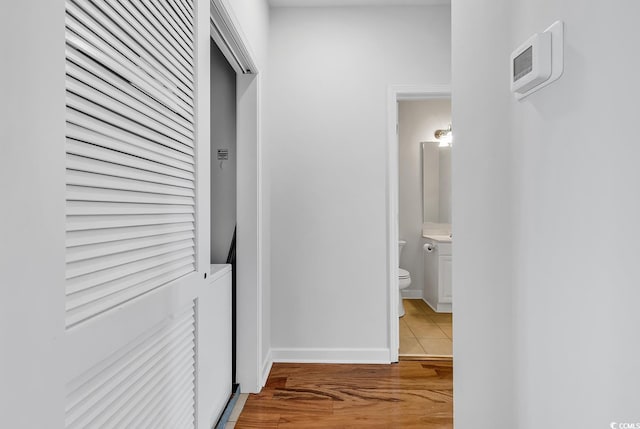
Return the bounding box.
[435,124,452,147]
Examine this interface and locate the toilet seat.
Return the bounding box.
[398,268,410,279]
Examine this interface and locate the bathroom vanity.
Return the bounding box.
[423,234,452,313]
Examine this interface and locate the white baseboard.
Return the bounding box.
[261,349,273,388]
[424,297,452,313]
[269,348,391,364]
[401,289,423,299]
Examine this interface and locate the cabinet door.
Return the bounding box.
[439,255,453,303]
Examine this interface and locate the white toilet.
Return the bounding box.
[398,240,412,317]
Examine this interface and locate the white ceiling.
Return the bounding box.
[269,0,450,7]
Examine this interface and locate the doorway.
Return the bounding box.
[386,85,452,361]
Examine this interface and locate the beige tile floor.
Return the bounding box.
[399,299,453,357]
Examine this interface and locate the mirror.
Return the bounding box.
[422,141,452,227]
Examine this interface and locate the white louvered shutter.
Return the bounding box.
[65,304,197,428]
[64,0,197,328]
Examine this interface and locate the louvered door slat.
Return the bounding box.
[127,0,193,65]
[66,309,194,405]
[66,137,194,182]
[65,0,197,331]
[136,0,194,61]
[67,155,194,190]
[135,374,194,428]
[111,0,194,72]
[67,186,195,205]
[66,201,195,216]
[66,120,194,171]
[171,0,194,30]
[94,0,194,87]
[65,4,194,111]
[66,249,195,295]
[66,231,195,262]
[67,214,195,231]
[116,364,195,428]
[73,342,193,429]
[67,0,194,98]
[66,257,195,311]
[148,0,194,46]
[66,320,192,421]
[160,390,196,429]
[66,137,194,180]
[65,76,193,150]
[67,170,194,198]
[66,64,194,146]
[66,222,194,247]
[65,31,191,121]
[66,305,196,428]
[66,238,194,279]
[65,263,195,325]
[67,45,193,134]
[67,93,194,156]
[74,0,194,88]
[176,0,194,20]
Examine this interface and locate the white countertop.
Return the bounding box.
[423,234,452,243]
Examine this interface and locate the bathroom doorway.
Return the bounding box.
[387,86,453,360]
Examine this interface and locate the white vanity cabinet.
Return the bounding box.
[423,236,452,313]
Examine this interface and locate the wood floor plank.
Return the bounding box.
[235,361,453,428]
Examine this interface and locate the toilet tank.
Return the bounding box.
[398,240,406,257]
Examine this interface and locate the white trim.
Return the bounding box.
[270,348,391,364]
[394,84,451,101]
[386,84,451,364]
[261,349,273,386]
[235,73,262,394]
[423,297,452,313]
[196,0,212,289]
[401,290,424,299]
[209,0,258,75]
[209,3,263,394]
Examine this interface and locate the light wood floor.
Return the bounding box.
[233,361,453,428]
[400,299,452,357]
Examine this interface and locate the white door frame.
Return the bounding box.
[386,84,451,362]
[209,0,263,393]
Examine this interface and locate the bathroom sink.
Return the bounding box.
[423,234,452,242]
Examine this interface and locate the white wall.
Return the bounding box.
[451,0,516,426]
[510,1,640,427]
[398,100,451,298]
[453,0,640,427]
[0,3,66,427]
[267,6,451,359]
